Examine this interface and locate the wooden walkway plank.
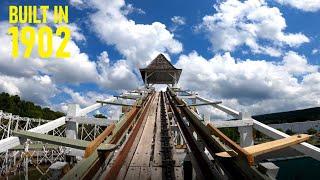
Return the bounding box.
[125,167,141,180]
[175,167,183,180]
[152,97,162,167]
[106,93,157,180]
[130,94,158,167]
[151,167,162,180]
[139,167,151,180]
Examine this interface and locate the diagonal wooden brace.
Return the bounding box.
[12,130,117,151]
[84,124,115,158]
[215,133,311,165]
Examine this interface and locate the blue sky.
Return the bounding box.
[0,0,319,117]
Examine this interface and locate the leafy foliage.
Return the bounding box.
[285,129,295,135]
[94,114,107,118]
[219,127,239,142]
[307,128,317,135]
[0,92,64,120]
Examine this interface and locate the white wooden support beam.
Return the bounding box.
[0,117,66,152]
[79,97,116,116]
[177,95,197,99]
[253,119,320,161]
[114,95,141,100]
[96,100,136,107]
[66,104,80,140]
[12,130,116,151]
[208,119,253,128]
[238,126,254,147]
[183,91,240,118]
[66,117,116,126]
[238,112,254,147]
[187,101,222,107]
[66,104,81,157]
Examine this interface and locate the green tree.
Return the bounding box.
[94,114,107,118]
[276,128,284,132]
[285,129,295,135]
[307,128,317,135]
[0,92,64,120]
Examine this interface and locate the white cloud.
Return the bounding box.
[69,0,85,9]
[282,51,318,75]
[175,51,320,118]
[43,10,86,42]
[63,88,112,107]
[1,0,180,108]
[171,16,186,26]
[70,0,84,5]
[312,49,319,54]
[0,22,97,83]
[62,88,122,119]
[97,51,140,89]
[122,3,145,15]
[0,78,21,95]
[0,20,140,106]
[198,0,309,56]
[274,0,320,12]
[0,75,57,105]
[84,0,183,68]
[170,16,187,32]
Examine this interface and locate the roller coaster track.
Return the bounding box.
[0,88,319,179]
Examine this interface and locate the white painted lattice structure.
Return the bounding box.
[0,90,145,178]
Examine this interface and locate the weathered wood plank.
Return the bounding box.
[208,120,253,128]
[175,167,183,180]
[245,134,310,156]
[130,94,158,167]
[152,97,162,167]
[151,167,162,180]
[216,134,311,158]
[139,167,151,180]
[125,167,140,180]
[253,119,320,161]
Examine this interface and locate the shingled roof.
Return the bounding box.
[141,54,177,70]
[139,54,182,85]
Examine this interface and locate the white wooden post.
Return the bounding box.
[204,114,210,122]
[238,112,254,147]
[24,141,29,180]
[66,104,84,158]
[66,104,80,139]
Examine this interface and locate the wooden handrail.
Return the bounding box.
[84,123,116,158]
[208,123,311,166]
[207,123,254,165]
[216,134,311,158]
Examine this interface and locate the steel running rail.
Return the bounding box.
[166,88,267,180]
[62,92,154,179]
[165,90,225,180]
[104,92,156,179]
